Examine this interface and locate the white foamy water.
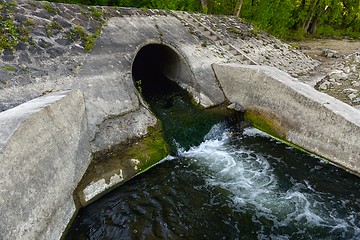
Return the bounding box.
[179,123,360,239]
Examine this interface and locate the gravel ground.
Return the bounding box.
[293,39,360,108]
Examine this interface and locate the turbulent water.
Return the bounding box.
[66,77,360,239]
[66,123,360,240]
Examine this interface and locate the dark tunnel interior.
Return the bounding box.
[132,44,183,99]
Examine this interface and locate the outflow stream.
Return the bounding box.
[66,79,360,240]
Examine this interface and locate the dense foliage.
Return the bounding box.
[48,0,360,39]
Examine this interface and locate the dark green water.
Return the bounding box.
[137,75,234,153]
[66,79,360,240]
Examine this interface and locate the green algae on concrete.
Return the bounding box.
[127,124,170,173]
[74,122,170,207]
[244,107,287,139]
[244,107,327,163]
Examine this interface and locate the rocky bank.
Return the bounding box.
[0,0,327,113]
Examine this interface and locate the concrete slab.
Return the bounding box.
[213,63,360,174]
[0,90,91,239]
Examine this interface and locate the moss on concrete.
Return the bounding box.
[127,124,170,173]
[244,107,324,160]
[74,121,170,206]
[244,107,287,139]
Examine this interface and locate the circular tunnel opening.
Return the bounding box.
[132,44,189,100]
[131,43,223,152]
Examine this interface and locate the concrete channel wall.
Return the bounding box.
[213,63,360,174]
[0,4,359,238]
[1,63,359,240]
[0,13,231,239]
[0,90,91,240]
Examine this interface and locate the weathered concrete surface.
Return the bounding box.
[1,2,357,238]
[213,63,360,174]
[0,1,231,154]
[74,123,170,206]
[0,7,233,238]
[0,11,229,153]
[0,1,320,155]
[0,90,91,240]
[69,15,228,152]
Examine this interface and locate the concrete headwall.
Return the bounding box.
[0,90,91,239]
[0,12,231,239]
[213,63,360,174]
[69,16,228,153]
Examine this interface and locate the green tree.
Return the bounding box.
[45,0,360,39]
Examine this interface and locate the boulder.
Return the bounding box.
[322,49,342,58]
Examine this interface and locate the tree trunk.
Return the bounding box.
[303,11,314,32]
[200,0,208,13]
[309,14,319,34]
[234,0,244,17]
[302,0,319,33]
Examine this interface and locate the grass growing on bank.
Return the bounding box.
[0,1,32,52]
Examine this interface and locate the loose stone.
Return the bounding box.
[319,81,330,90]
[46,47,65,59]
[322,49,342,58]
[29,45,45,55]
[352,81,360,87]
[343,66,351,74]
[348,93,358,100]
[2,50,15,62]
[227,102,244,112]
[18,52,32,64]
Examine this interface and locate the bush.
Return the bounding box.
[316,25,341,38]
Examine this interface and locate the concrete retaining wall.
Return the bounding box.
[70,15,227,153]
[0,90,91,240]
[0,14,231,239]
[213,63,360,174]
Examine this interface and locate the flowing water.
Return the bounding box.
[66,79,360,240]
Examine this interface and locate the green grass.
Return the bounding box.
[2,65,15,71]
[0,11,36,49]
[89,6,103,20]
[68,25,101,52]
[227,27,240,34]
[23,19,35,27]
[44,21,62,37]
[73,25,87,38]
[0,1,30,52]
[84,35,95,52]
[27,1,37,7]
[43,2,56,13]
